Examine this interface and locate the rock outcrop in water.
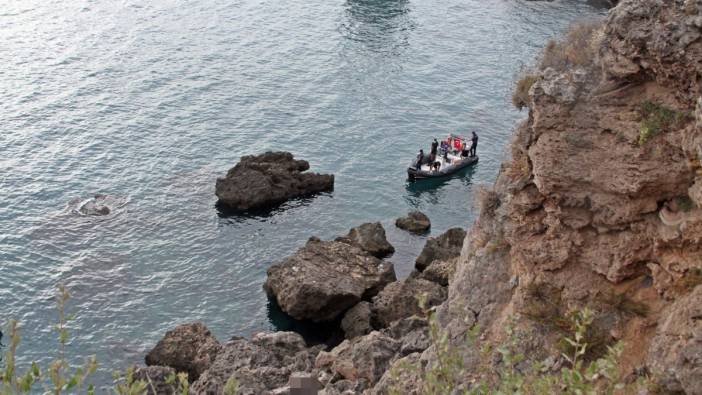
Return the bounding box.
[263,233,396,322]
[215,151,334,212]
[395,211,431,234]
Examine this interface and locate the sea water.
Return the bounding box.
[1,0,607,386]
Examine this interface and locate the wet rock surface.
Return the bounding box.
[395,211,431,234]
[263,238,396,322]
[215,151,334,212]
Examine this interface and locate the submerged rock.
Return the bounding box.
[339,222,395,258]
[77,194,112,216]
[145,322,221,381]
[215,151,334,212]
[415,228,466,271]
[264,238,396,322]
[395,211,431,234]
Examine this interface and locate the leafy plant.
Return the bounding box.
[1,285,98,395]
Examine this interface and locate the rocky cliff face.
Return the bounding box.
[434,0,702,392]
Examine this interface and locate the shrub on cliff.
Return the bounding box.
[389,304,653,394]
[540,21,603,72]
[512,73,538,110]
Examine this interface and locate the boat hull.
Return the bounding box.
[408,155,478,180]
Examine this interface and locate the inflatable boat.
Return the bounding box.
[407,134,479,180]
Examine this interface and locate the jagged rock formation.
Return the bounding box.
[144,322,220,381]
[215,151,334,211]
[263,236,396,322]
[428,0,702,393]
[414,228,466,271]
[338,222,396,258]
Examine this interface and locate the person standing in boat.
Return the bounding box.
[470,131,478,157]
[416,149,425,171]
[431,138,438,156]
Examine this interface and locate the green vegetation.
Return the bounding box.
[638,101,692,145]
[1,285,241,395]
[390,295,652,394]
[676,195,695,212]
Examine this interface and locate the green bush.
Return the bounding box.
[389,304,651,394]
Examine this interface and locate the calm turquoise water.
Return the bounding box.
[1,0,606,386]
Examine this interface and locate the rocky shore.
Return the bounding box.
[144,0,701,393]
[141,216,464,394]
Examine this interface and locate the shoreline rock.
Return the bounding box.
[215,151,334,212]
[144,322,220,381]
[263,237,396,322]
[415,228,466,271]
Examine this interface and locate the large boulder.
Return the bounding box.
[341,302,373,339]
[264,238,396,322]
[145,322,221,381]
[315,331,401,383]
[415,228,466,271]
[395,211,431,234]
[340,222,395,258]
[371,278,447,328]
[647,285,702,394]
[191,331,322,395]
[416,258,456,286]
[215,152,334,211]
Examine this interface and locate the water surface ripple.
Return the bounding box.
[1,0,605,385]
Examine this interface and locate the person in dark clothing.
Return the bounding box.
[430,138,438,156]
[470,131,478,157]
[416,149,424,171]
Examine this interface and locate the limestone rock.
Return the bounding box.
[371,353,423,395]
[341,222,395,258]
[315,331,400,383]
[145,322,221,381]
[384,316,431,356]
[395,211,431,234]
[341,301,372,339]
[191,331,321,395]
[371,278,446,328]
[647,286,702,394]
[264,238,396,322]
[215,152,334,211]
[418,258,456,286]
[415,228,466,271]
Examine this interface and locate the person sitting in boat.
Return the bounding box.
[416,149,424,170]
[461,141,470,157]
[432,161,441,172]
[470,131,479,157]
[439,140,448,154]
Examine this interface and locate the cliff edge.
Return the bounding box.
[430,0,702,393]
